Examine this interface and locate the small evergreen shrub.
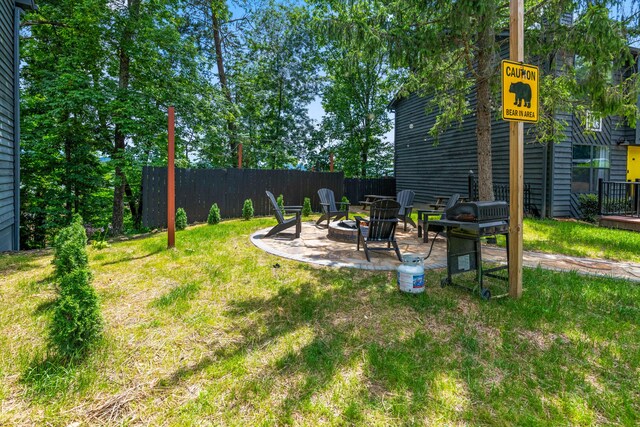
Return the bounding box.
[340,196,350,211]
[207,203,221,225]
[302,197,312,217]
[49,269,103,358]
[53,215,88,277]
[276,194,285,214]
[176,208,187,230]
[578,194,599,223]
[242,199,254,220]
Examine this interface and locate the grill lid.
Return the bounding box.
[445,201,509,222]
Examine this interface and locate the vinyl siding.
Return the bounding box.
[394,93,478,204]
[0,224,12,251]
[393,93,545,214]
[548,111,573,217]
[393,39,550,214]
[393,69,636,219]
[0,0,14,251]
[567,112,636,216]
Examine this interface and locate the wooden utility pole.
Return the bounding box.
[329,152,334,172]
[167,106,175,249]
[508,0,524,298]
[238,143,243,169]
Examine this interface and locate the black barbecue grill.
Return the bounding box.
[430,201,510,300]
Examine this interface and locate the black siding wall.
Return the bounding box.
[394,93,478,203]
[394,74,637,219]
[0,0,16,251]
[393,24,637,219]
[393,91,636,219]
[568,114,632,217]
[393,92,545,214]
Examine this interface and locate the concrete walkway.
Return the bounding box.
[251,220,640,282]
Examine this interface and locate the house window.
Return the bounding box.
[585,111,602,132]
[571,145,610,193]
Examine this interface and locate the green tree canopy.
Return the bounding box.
[315,0,639,198]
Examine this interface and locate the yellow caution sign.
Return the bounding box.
[502,60,539,123]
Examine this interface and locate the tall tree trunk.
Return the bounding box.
[211,4,238,166]
[34,190,47,247]
[64,132,73,218]
[360,143,368,178]
[475,11,496,201]
[361,116,369,178]
[112,133,126,235]
[111,0,140,235]
[124,178,141,229]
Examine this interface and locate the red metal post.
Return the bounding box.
[167,106,175,249]
[329,152,334,172]
[238,143,243,169]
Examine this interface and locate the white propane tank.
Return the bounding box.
[397,255,425,294]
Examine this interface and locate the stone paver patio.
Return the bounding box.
[251,220,640,282]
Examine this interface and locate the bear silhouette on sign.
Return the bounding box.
[509,82,532,108]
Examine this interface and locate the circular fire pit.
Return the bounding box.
[327,220,358,243]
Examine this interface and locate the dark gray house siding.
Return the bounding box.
[393,92,546,215]
[567,115,630,217]
[0,0,34,251]
[0,0,17,251]
[392,59,638,219]
[550,112,573,217]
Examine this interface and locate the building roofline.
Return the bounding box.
[15,0,37,11]
[387,90,403,111]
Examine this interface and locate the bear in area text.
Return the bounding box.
[509,82,532,108]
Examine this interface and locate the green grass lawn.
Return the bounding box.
[412,208,640,263]
[1,218,639,425]
[494,218,640,263]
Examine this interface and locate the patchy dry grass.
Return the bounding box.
[1,217,639,425]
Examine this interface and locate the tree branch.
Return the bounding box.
[21,20,69,28]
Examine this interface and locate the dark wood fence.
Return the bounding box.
[142,167,353,227]
[343,178,396,206]
[598,179,640,216]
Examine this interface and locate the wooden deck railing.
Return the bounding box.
[597,179,640,216]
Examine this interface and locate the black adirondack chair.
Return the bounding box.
[396,189,416,231]
[417,193,460,243]
[355,199,402,262]
[264,191,302,238]
[316,188,349,227]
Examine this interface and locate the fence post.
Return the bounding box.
[633,179,640,216]
[597,178,603,215]
[167,107,175,248]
